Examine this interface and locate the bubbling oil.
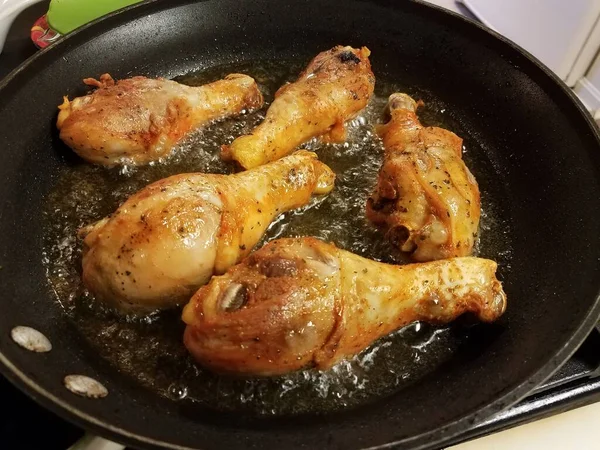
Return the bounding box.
[42,60,513,415]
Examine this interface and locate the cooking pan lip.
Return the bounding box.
[0,0,166,92]
[0,0,600,449]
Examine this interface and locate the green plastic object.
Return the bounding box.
[46,0,143,34]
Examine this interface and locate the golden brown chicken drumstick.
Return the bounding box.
[80,151,334,312]
[367,93,481,262]
[57,73,263,166]
[183,237,506,376]
[221,46,375,169]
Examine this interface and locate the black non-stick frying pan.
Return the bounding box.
[1,0,600,449]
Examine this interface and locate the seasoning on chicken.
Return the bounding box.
[182,237,506,376]
[221,45,375,169]
[367,93,481,261]
[80,151,334,312]
[57,73,263,166]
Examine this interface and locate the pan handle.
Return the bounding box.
[68,434,125,450]
[0,0,44,54]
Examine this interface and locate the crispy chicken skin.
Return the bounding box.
[80,152,334,312]
[367,93,481,262]
[221,46,375,169]
[57,73,263,166]
[182,237,506,376]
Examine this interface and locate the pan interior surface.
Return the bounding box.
[42,59,512,416]
[0,1,599,449]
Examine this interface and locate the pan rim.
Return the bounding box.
[1,0,599,449]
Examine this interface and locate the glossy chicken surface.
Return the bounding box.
[222,46,375,169]
[80,152,334,311]
[367,93,481,261]
[183,237,506,376]
[57,73,263,166]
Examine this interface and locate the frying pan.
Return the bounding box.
[1,0,600,449]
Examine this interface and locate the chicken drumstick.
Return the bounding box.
[58,73,263,166]
[367,93,481,261]
[183,237,506,376]
[222,46,375,169]
[80,152,334,311]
